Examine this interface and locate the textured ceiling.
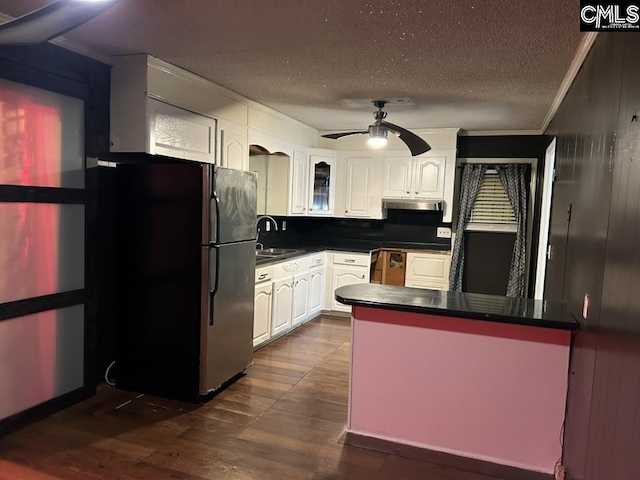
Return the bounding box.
[0,0,583,132]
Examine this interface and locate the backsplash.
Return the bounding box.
[257,210,452,250]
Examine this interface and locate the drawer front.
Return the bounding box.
[333,252,369,267]
[255,265,274,283]
[308,252,325,268]
[405,253,451,283]
[273,256,310,281]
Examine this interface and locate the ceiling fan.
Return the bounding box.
[321,100,431,156]
[0,0,119,45]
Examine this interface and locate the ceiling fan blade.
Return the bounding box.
[381,121,431,156]
[321,131,369,140]
[0,0,120,45]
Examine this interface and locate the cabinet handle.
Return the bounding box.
[345,210,348,213]
[258,273,268,280]
[415,191,418,194]
[361,275,366,279]
[345,259,355,263]
[406,191,410,194]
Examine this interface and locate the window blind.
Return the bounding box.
[469,170,516,226]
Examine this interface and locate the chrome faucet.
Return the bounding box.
[256,215,279,249]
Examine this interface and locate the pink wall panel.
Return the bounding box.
[349,307,571,474]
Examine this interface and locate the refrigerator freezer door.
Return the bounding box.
[210,167,257,244]
[200,240,256,394]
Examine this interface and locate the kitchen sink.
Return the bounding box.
[255,248,303,259]
[260,248,302,255]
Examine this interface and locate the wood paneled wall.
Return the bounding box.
[545,33,640,480]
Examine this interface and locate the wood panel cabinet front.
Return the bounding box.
[344,157,373,217]
[219,121,248,170]
[254,282,272,347]
[413,156,446,199]
[290,149,309,215]
[148,98,216,163]
[331,265,368,312]
[308,267,324,317]
[292,272,310,326]
[271,278,293,336]
[383,156,413,198]
[405,252,451,285]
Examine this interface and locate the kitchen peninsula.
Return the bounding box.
[335,284,577,477]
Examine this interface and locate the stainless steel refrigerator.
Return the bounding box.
[114,162,257,401]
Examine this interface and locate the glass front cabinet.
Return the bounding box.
[308,155,335,216]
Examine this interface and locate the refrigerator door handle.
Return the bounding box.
[209,245,220,326]
[210,192,220,244]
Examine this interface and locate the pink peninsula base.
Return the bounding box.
[348,306,571,475]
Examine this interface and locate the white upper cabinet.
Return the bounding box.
[413,156,446,199]
[219,120,248,170]
[147,98,216,163]
[383,156,413,197]
[290,148,309,215]
[308,154,336,216]
[344,157,373,217]
[383,154,445,199]
[381,149,456,222]
[335,151,385,220]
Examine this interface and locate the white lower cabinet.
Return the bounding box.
[292,272,310,326]
[271,278,293,336]
[308,266,324,317]
[404,251,452,291]
[331,264,368,313]
[253,282,273,347]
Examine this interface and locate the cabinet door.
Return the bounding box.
[345,157,373,217]
[148,98,215,163]
[292,272,310,326]
[308,267,324,317]
[271,278,293,336]
[413,156,446,199]
[383,156,413,198]
[220,123,248,170]
[405,253,451,284]
[254,282,272,347]
[308,155,336,216]
[290,149,308,215]
[331,265,368,312]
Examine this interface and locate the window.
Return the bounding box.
[467,169,517,232]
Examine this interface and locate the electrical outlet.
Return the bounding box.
[282,221,287,231]
[437,227,452,238]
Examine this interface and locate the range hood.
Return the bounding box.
[382,198,443,211]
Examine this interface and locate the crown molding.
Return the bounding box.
[539,32,599,133]
[459,130,542,136]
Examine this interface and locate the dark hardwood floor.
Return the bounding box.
[0,315,520,479]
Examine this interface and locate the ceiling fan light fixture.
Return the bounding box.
[367,125,388,148]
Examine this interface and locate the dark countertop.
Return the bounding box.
[255,242,450,266]
[335,284,578,331]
